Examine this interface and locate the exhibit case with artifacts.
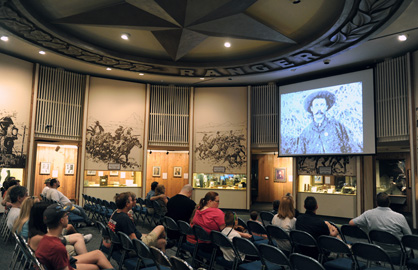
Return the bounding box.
[192,173,247,209]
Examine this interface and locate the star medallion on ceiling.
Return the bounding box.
[54,0,295,61]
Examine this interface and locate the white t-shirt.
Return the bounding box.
[41,186,49,197]
[46,189,71,204]
[7,207,20,230]
[271,215,296,233]
[221,227,245,261]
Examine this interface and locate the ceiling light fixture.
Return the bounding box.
[39,50,46,55]
[293,0,301,3]
[224,42,231,48]
[398,34,407,41]
[1,36,9,41]
[139,73,144,76]
[106,67,112,71]
[200,78,204,80]
[121,33,130,40]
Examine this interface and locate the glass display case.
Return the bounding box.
[83,170,142,187]
[298,175,356,195]
[193,173,247,190]
[376,159,406,196]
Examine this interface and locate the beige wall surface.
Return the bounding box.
[194,87,247,174]
[85,77,146,171]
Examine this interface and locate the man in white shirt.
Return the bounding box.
[7,185,28,230]
[46,178,94,226]
[41,178,50,197]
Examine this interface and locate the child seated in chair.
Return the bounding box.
[220,211,251,262]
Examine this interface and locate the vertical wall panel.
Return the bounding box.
[35,66,85,140]
[149,85,190,147]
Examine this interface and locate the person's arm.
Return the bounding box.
[150,194,167,201]
[237,231,252,239]
[348,219,356,226]
[325,221,339,237]
[129,232,138,240]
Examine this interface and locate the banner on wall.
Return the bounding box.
[0,53,33,168]
[85,77,146,171]
[194,87,247,174]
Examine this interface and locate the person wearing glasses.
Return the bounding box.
[35,203,113,270]
[187,191,225,252]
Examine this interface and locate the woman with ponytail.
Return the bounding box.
[187,192,225,251]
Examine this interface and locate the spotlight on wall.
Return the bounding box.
[398,34,408,42]
[166,151,169,155]
[149,150,152,154]
[293,0,301,3]
[55,146,61,152]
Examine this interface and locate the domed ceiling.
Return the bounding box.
[0,0,415,84]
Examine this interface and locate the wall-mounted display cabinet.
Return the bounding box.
[83,170,142,187]
[298,175,357,195]
[192,173,247,190]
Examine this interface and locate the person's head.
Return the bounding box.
[272,200,280,212]
[155,184,166,196]
[115,192,135,210]
[43,203,71,230]
[44,178,51,186]
[376,192,390,207]
[29,201,51,238]
[278,196,295,219]
[180,184,193,198]
[198,191,219,210]
[224,211,237,227]
[151,181,159,191]
[9,185,28,204]
[12,196,37,233]
[7,179,19,189]
[250,211,258,221]
[304,91,336,124]
[49,178,59,188]
[304,196,318,212]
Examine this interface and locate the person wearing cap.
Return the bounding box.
[46,178,94,226]
[35,203,114,270]
[6,185,28,230]
[41,178,51,197]
[297,90,352,154]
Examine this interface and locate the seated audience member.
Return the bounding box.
[41,178,51,197]
[187,192,225,252]
[13,196,38,239]
[1,178,20,207]
[28,202,92,256]
[220,211,251,262]
[152,184,168,216]
[7,185,28,230]
[295,196,339,258]
[107,192,167,251]
[46,178,94,226]
[285,192,300,217]
[272,196,296,252]
[349,192,411,263]
[166,184,196,239]
[35,203,113,270]
[249,210,262,224]
[271,200,280,214]
[146,181,158,200]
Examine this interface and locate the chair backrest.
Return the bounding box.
[340,224,370,243]
[233,237,261,257]
[317,235,351,255]
[170,256,193,270]
[150,246,172,268]
[177,220,194,236]
[163,216,179,231]
[290,253,325,270]
[258,243,291,268]
[145,198,153,208]
[266,224,291,243]
[402,234,418,250]
[132,238,154,260]
[109,201,117,211]
[96,221,110,237]
[351,242,395,270]
[369,230,402,246]
[289,230,318,248]
[260,211,275,226]
[237,217,247,230]
[193,224,211,242]
[108,228,121,245]
[118,231,135,252]
[211,230,235,249]
[247,220,268,236]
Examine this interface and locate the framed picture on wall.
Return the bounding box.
[174,167,182,178]
[274,168,286,183]
[86,170,96,176]
[152,166,161,177]
[40,162,51,175]
[65,163,74,175]
[109,171,119,176]
[314,175,323,184]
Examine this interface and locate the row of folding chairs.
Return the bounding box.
[0,208,12,244]
[82,194,116,223]
[96,220,194,270]
[9,232,46,270]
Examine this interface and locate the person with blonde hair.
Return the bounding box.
[272,195,297,252]
[12,196,38,239]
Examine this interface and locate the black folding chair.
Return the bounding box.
[131,239,160,270]
[369,230,406,266]
[340,224,370,244]
[246,220,269,246]
[211,230,239,270]
[402,234,418,270]
[176,220,196,258]
[193,225,217,269]
[233,237,267,270]
[258,243,291,269]
[290,253,325,270]
[266,224,292,254]
[118,231,140,270]
[96,220,111,254]
[260,211,275,227]
[150,246,172,269]
[170,256,193,270]
[289,230,321,260]
[351,242,395,270]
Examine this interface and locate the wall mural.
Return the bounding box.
[194,87,247,173]
[0,54,33,168]
[297,156,356,176]
[85,77,145,171]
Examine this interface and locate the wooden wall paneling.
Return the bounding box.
[145,152,189,198]
[254,154,293,202]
